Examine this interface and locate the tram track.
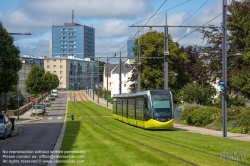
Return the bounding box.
[73,102,199,166]
[76,100,250,166]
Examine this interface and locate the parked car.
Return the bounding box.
[43,100,51,107]
[32,104,45,115]
[0,114,12,139]
[49,95,56,100]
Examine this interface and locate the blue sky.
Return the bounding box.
[0,0,223,58]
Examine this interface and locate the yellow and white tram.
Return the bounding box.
[113,90,174,129]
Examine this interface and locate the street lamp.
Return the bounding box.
[5,32,32,118]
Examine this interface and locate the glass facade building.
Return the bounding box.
[52,23,95,60]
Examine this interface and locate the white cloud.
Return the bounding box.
[0,0,225,57]
[95,19,129,38]
[23,0,154,19]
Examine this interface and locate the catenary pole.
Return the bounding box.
[119,51,122,94]
[222,0,227,138]
[164,13,169,90]
[106,58,109,107]
[138,31,141,92]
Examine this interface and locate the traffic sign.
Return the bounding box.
[220,81,225,85]
[30,97,35,103]
[16,98,21,101]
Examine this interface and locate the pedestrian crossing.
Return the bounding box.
[47,117,62,120]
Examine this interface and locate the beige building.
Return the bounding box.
[44,57,98,90]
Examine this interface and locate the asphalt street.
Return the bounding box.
[0,92,67,166]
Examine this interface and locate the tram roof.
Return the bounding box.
[113,89,171,98]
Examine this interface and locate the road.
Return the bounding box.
[0,92,67,166]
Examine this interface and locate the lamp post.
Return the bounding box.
[7,32,31,117]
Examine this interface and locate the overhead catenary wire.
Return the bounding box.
[180,0,210,26]
[117,0,169,54]
[176,12,222,43]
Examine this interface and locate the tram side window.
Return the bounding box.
[128,98,135,119]
[117,99,122,115]
[136,98,144,120]
[122,99,127,117]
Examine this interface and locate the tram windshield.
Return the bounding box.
[151,94,172,121]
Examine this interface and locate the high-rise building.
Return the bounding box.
[52,23,95,60]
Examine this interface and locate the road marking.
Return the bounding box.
[57,117,61,119]
[48,117,52,120]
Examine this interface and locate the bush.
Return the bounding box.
[179,105,201,121]
[238,107,250,134]
[188,107,220,127]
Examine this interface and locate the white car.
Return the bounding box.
[0,114,12,139]
[32,105,45,115]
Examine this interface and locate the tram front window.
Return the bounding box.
[151,94,172,122]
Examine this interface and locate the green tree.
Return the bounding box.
[180,83,217,106]
[227,0,250,97]
[0,22,22,110]
[130,31,190,102]
[197,0,250,97]
[25,64,47,95]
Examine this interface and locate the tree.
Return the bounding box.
[180,83,217,106]
[130,31,190,102]
[228,0,250,61]
[25,64,47,96]
[197,0,250,97]
[0,22,22,109]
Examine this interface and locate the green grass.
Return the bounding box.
[58,101,250,166]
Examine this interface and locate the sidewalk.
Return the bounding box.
[174,123,250,142]
[82,90,113,109]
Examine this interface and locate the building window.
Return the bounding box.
[124,74,126,77]
[47,60,50,63]
[124,84,126,87]
[47,65,50,68]
[54,65,56,67]
[60,71,63,74]
[60,65,63,68]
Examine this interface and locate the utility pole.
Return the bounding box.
[129,13,216,91]
[164,12,169,90]
[119,51,122,94]
[106,58,109,107]
[97,58,100,104]
[222,0,227,138]
[137,31,141,92]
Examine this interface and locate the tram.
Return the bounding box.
[113,89,174,129]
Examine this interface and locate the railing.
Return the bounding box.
[4,93,49,116]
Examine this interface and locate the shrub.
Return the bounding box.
[179,105,201,121]
[188,107,220,127]
[238,107,250,134]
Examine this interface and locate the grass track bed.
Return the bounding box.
[59,101,250,166]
